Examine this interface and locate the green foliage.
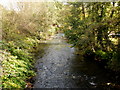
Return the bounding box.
[95,50,110,60]
[1,50,35,88]
[1,2,61,88]
[63,2,120,72]
[107,52,120,72]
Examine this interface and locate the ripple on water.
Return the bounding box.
[34,34,116,89]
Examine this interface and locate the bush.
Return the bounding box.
[95,50,112,60]
[83,49,95,60]
[1,50,35,88]
[107,52,120,72]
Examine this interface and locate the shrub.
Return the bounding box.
[1,50,35,88]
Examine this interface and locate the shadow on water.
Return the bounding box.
[70,54,114,89]
[33,33,119,89]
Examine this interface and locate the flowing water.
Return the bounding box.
[33,33,117,89]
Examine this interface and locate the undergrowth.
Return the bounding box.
[1,37,38,88]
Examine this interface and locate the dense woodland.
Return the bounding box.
[0,1,120,88]
[63,2,120,72]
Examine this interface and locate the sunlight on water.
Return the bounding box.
[34,33,115,88]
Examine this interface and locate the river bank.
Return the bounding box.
[32,34,120,89]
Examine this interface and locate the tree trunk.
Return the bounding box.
[110,2,115,18]
[82,3,85,19]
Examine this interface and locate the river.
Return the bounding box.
[33,33,118,89]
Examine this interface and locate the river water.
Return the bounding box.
[33,33,117,89]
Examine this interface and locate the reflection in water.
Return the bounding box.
[34,33,116,89]
[70,55,110,88]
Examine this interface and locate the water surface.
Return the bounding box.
[34,33,116,89]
